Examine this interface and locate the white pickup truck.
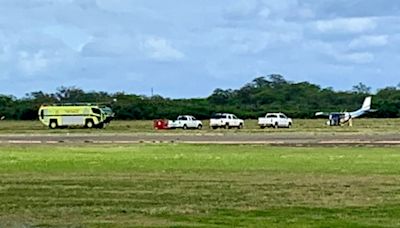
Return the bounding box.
[210,113,244,129]
[168,115,203,130]
[258,113,293,128]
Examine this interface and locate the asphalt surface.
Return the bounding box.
[0,133,399,146]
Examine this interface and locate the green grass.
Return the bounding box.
[0,144,400,227]
[1,118,400,134]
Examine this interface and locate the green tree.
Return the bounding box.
[352,82,371,94]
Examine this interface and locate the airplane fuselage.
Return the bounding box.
[327,112,351,126]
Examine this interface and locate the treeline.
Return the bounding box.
[1,75,399,120]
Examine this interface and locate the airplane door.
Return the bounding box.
[330,114,341,126]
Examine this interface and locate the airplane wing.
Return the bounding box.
[315,112,330,117]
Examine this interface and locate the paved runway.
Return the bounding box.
[0,133,399,146]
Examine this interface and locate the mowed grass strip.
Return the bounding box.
[0,145,400,227]
[1,118,400,134]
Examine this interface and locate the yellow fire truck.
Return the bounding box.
[38,104,114,129]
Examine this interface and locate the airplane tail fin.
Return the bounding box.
[361,96,371,111]
[350,96,373,118]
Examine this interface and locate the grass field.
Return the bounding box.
[0,118,399,134]
[1,144,400,227]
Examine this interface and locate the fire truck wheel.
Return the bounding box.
[85,119,94,128]
[49,120,58,129]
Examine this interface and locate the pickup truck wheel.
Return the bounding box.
[288,123,292,128]
[212,126,218,130]
[225,123,229,129]
[183,124,188,130]
[260,125,266,129]
[274,122,279,129]
[197,124,202,130]
[238,123,243,129]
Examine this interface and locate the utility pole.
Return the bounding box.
[151,87,154,97]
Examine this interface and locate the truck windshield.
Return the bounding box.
[100,107,114,117]
[91,108,102,115]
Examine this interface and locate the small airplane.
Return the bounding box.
[315,96,376,126]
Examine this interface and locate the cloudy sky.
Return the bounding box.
[0,0,399,97]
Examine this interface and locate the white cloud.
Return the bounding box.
[81,34,138,57]
[43,26,91,51]
[315,17,377,33]
[224,0,258,19]
[258,0,315,20]
[17,51,49,75]
[0,33,73,79]
[260,0,299,16]
[308,41,375,64]
[339,52,374,64]
[142,37,184,61]
[230,30,301,54]
[258,8,271,18]
[225,0,314,20]
[349,35,388,49]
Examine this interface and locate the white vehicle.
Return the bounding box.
[258,113,293,128]
[210,113,244,129]
[168,115,203,130]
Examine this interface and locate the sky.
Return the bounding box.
[0,0,399,98]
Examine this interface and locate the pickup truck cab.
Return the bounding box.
[168,115,203,130]
[258,113,293,128]
[210,113,244,129]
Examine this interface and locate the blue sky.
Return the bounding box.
[0,0,399,98]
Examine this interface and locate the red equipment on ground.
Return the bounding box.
[153,119,169,129]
